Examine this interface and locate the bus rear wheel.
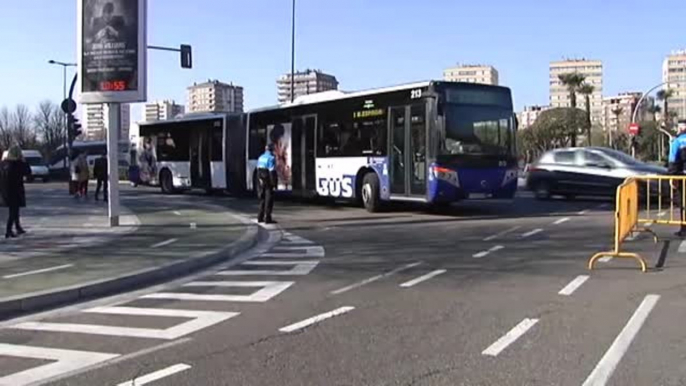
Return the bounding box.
[361,173,381,213]
[160,169,175,194]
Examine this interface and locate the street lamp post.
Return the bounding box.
[48,60,77,168]
[290,0,296,102]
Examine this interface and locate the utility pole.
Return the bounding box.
[48,60,76,167]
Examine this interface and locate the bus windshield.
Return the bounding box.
[441,104,514,156]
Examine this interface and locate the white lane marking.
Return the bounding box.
[143,281,294,302]
[679,240,686,253]
[11,307,238,340]
[578,209,590,215]
[281,232,314,245]
[217,260,319,276]
[0,344,118,386]
[262,246,325,258]
[473,245,505,259]
[597,203,610,209]
[2,264,74,279]
[553,217,570,225]
[279,306,354,333]
[598,256,613,263]
[116,363,191,386]
[582,295,660,386]
[657,211,667,217]
[173,211,182,216]
[190,222,197,229]
[331,262,421,295]
[558,275,590,296]
[150,238,178,249]
[483,226,521,241]
[400,269,447,288]
[482,318,539,357]
[521,228,543,238]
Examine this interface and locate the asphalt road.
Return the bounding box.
[2,187,686,386]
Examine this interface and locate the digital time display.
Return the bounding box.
[99,80,127,92]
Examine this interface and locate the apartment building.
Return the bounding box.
[83,103,130,142]
[277,69,338,103]
[187,80,244,113]
[517,105,550,129]
[443,64,499,85]
[549,59,603,124]
[662,49,686,120]
[144,100,185,122]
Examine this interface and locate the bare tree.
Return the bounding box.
[0,106,13,150]
[34,100,65,158]
[12,104,37,148]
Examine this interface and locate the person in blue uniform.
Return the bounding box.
[668,120,686,237]
[256,143,277,224]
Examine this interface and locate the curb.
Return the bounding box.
[0,215,261,321]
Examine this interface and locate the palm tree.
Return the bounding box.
[578,83,595,145]
[611,106,624,149]
[657,89,675,129]
[558,73,586,146]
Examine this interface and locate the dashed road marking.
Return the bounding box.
[2,264,74,279]
[400,269,447,288]
[521,229,543,238]
[11,307,238,340]
[142,281,294,302]
[279,306,354,333]
[262,245,325,258]
[473,245,504,259]
[150,238,178,249]
[0,344,119,386]
[483,226,521,241]
[598,256,613,263]
[116,363,192,386]
[217,260,319,276]
[657,211,667,217]
[578,209,590,215]
[173,211,182,216]
[582,295,660,386]
[331,262,421,295]
[190,222,197,229]
[553,217,570,225]
[678,240,686,253]
[482,318,539,356]
[558,275,589,296]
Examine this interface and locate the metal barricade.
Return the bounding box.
[588,178,654,272]
[639,175,686,226]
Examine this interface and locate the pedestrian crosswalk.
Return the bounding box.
[0,230,322,386]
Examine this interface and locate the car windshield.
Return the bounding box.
[25,156,44,166]
[595,148,642,166]
[441,104,514,156]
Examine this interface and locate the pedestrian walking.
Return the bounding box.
[0,145,28,238]
[256,143,277,224]
[93,153,108,202]
[76,153,90,199]
[668,120,686,237]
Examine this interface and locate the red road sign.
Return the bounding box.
[629,123,640,136]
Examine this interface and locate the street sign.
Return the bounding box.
[629,123,640,136]
[78,0,147,104]
[60,98,77,114]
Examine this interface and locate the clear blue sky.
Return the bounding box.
[1,0,684,121]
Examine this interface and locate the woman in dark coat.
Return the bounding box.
[1,145,27,238]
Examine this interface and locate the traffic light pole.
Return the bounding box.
[106,103,120,227]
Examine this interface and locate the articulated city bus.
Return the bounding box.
[136,81,518,211]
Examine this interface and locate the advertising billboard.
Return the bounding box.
[78,0,147,103]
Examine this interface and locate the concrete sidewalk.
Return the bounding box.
[0,185,260,320]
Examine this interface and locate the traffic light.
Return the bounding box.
[67,114,82,142]
[180,44,192,69]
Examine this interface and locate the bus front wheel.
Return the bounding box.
[160,170,175,194]
[361,173,381,213]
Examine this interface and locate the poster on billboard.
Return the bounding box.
[268,123,292,191]
[78,0,147,103]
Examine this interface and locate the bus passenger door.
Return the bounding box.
[190,129,211,189]
[390,107,407,195]
[291,118,303,192]
[389,104,427,198]
[304,116,316,193]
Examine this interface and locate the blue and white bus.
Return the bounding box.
[246,80,518,211]
[138,81,518,212]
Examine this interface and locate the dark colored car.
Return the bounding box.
[526,147,667,200]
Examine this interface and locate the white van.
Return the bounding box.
[1,150,50,182]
